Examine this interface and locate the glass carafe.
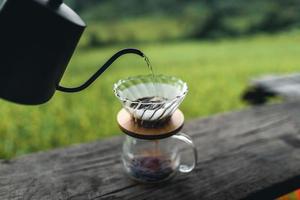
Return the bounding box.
[114,74,197,183]
[122,132,197,183]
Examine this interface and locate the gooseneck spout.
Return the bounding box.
[56,48,145,93]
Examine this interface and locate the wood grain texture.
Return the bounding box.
[117,109,184,140]
[2,102,300,199]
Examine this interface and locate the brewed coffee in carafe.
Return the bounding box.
[125,139,177,182]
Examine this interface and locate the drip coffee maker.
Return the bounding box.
[114,75,197,183]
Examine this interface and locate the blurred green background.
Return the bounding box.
[0,0,300,158]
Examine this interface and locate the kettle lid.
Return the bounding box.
[0,0,86,27]
[36,0,86,27]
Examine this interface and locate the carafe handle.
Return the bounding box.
[172,132,197,173]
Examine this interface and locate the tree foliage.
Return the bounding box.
[65,0,300,39]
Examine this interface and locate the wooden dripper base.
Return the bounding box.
[117,109,184,140]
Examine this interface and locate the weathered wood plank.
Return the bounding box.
[2,102,300,199]
[243,73,300,104]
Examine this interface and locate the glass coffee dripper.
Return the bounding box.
[114,75,197,183]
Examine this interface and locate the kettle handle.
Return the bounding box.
[56,48,145,93]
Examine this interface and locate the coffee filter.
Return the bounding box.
[114,75,188,123]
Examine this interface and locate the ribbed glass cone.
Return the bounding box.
[114,75,188,125]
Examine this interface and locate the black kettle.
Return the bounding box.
[0,0,145,105]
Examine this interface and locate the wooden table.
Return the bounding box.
[243,73,300,104]
[2,102,300,200]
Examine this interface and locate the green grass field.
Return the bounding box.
[1,31,300,159]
